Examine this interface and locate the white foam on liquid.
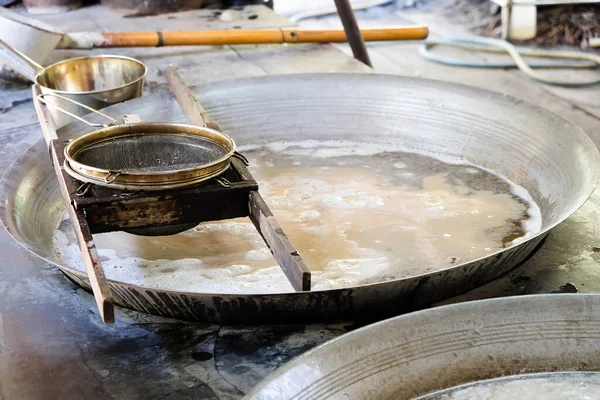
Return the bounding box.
[52,140,543,294]
[242,140,543,245]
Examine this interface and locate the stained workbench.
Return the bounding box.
[1,3,600,399]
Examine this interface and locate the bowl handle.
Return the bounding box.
[37,92,117,128]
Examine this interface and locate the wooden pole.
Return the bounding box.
[334,0,372,67]
[165,66,220,131]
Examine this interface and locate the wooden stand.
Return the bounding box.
[31,75,311,323]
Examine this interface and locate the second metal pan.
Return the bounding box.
[246,294,600,399]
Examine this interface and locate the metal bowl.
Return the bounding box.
[37,55,146,127]
[37,55,146,96]
[0,38,146,127]
[1,74,598,323]
[246,294,600,399]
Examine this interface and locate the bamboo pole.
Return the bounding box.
[58,26,428,48]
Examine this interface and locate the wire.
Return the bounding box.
[420,37,600,87]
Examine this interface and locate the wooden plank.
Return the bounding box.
[31,85,58,145]
[248,191,311,292]
[76,179,257,207]
[165,65,311,291]
[32,89,114,323]
[82,178,258,233]
[71,156,258,233]
[50,140,115,323]
[165,66,220,130]
[85,187,254,233]
[74,158,256,206]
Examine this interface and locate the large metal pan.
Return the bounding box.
[0,38,146,127]
[1,74,598,324]
[246,294,600,399]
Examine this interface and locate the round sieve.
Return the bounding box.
[34,92,236,191]
[64,122,236,190]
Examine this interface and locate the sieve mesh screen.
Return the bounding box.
[72,134,229,173]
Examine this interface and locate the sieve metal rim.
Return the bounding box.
[63,159,231,191]
[63,122,235,188]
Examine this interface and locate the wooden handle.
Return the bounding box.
[165,66,219,131]
[248,191,311,292]
[59,26,428,48]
